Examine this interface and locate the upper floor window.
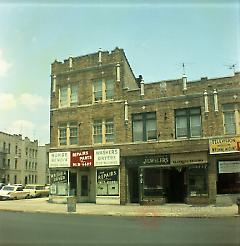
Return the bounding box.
[175,107,201,138]
[58,122,78,146]
[93,119,114,144]
[93,79,114,103]
[59,86,68,107]
[222,103,239,135]
[59,83,78,108]
[132,112,157,142]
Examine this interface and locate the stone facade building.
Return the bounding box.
[49,48,240,205]
[0,132,49,186]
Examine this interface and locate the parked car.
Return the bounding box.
[0,183,5,189]
[0,185,30,200]
[24,184,49,198]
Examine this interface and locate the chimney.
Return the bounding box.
[116,63,120,82]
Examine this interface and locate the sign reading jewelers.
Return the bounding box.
[209,137,240,154]
[49,152,70,168]
[94,149,120,166]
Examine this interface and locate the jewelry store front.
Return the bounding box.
[126,152,209,205]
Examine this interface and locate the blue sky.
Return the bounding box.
[0,0,239,145]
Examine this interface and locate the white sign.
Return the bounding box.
[94,149,120,166]
[49,152,70,168]
[218,161,240,174]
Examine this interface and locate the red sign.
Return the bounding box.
[71,150,94,167]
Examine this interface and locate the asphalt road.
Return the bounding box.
[0,211,239,246]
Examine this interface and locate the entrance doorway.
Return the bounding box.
[79,173,89,202]
[128,168,139,203]
[167,168,186,203]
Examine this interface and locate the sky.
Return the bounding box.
[0,0,239,145]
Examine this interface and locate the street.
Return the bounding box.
[0,211,239,245]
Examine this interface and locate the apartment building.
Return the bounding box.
[0,132,49,186]
[49,48,240,205]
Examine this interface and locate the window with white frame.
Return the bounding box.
[59,83,79,108]
[93,79,114,102]
[69,122,78,145]
[93,119,114,144]
[132,112,157,142]
[58,122,78,146]
[70,84,78,106]
[175,107,201,138]
[222,103,239,135]
[59,86,68,107]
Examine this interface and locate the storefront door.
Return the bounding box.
[167,168,185,203]
[128,168,139,203]
[79,173,89,202]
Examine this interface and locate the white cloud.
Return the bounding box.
[19,93,48,111]
[7,120,35,138]
[0,93,17,110]
[0,49,11,76]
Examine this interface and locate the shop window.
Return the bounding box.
[93,79,114,103]
[222,103,239,135]
[188,167,208,196]
[93,119,114,144]
[96,168,119,196]
[175,107,201,138]
[143,168,165,197]
[132,112,157,142]
[50,171,68,196]
[58,122,78,146]
[217,160,240,194]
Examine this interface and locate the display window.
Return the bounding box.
[50,170,68,196]
[142,168,165,197]
[188,167,208,196]
[96,168,119,196]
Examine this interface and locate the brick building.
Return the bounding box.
[49,48,240,205]
[0,132,42,185]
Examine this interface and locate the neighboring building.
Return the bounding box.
[49,47,240,205]
[0,132,49,186]
[37,144,50,185]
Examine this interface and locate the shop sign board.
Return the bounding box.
[97,168,119,183]
[143,154,170,165]
[71,150,94,167]
[94,149,120,166]
[50,171,67,183]
[49,152,70,168]
[218,161,240,173]
[209,137,240,154]
[171,152,208,165]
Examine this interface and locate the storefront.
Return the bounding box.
[210,137,240,205]
[49,151,72,203]
[95,149,120,205]
[49,150,95,203]
[126,152,209,205]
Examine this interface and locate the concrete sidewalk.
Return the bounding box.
[0,198,239,218]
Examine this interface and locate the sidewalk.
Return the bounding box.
[0,198,239,218]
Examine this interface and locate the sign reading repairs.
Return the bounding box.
[71,150,94,167]
[209,137,240,154]
[94,149,120,166]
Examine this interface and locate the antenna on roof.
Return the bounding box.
[228,64,237,73]
[182,62,186,75]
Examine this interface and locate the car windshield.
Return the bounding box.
[2,186,14,191]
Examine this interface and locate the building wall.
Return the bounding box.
[0,132,48,186]
[49,48,240,205]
